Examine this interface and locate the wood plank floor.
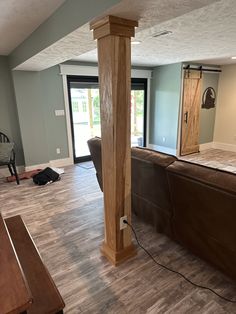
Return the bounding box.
[1,164,236,313]
[180,149,236,173]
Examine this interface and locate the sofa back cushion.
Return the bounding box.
[87,137,103,191]
[131,147,177,234]
[167,160,236,278]
[88,137,177,235]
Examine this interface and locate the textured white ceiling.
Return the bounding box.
[74,0,236,67]
[14,0,218,70]
[0,0,65,55]
[15,24,95,71]
[92,0,218,31]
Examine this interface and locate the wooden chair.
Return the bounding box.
[0,132,19,184]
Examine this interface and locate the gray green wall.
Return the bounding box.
[3,60,220,168]
[11,62,154,167]
[149,63,182,150]
[13,65,68,166]
[199,72,219,144]
[0,56,25,165]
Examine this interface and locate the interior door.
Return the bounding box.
[180,70,202,156]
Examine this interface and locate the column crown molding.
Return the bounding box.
[90,15,138,40]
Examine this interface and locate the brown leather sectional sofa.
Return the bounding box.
[87,137,236,280]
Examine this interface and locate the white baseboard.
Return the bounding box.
[0,165,25,177]
[25,157,73,172]
[49,157,73,168]
[199,142,213,151]
[0,157,73,178]
[148,144,177,156]
[25,163,49,172]
[212,142,236,153]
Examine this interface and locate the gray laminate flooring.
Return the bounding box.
[1,164,236,313]
[180,149,236,173]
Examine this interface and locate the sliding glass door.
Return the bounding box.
[68,76,147,163]
[68,76,100,162]
[131,78,147,147]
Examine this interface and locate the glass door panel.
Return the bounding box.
[131,89,145,146]
[131,78,147,147]
[68,76,147,163]
[68,77,100,162]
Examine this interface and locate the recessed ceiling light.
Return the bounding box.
[231,56,236,59]
[152,30,172,38]
[131,41,141,45]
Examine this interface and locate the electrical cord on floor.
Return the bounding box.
[123,220,236,304]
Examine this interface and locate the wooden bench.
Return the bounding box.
[0,215,32,314]
[1,214,65,314]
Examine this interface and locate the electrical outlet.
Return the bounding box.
[120,216,127,230]
[56,148,61,154]
[55,109,65,116]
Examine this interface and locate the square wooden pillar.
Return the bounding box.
[90,16,138,265]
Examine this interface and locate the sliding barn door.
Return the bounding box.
[180,70,202,155]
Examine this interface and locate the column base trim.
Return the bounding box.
[101,241,137,266]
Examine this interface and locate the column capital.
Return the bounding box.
[90,15,138,40]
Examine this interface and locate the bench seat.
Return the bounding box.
[5,215,65,314]
[0,214,32,314]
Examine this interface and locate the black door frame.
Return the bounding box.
[131,78,148,147]
[67,75,99,163]
[67,75,148,163]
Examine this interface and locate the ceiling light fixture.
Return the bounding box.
[152,30,172,38]
[131,41,141,45]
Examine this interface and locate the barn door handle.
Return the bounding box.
[184,111,188,124]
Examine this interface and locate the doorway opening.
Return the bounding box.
[67,76,147,163]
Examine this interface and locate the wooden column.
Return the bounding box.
[90,16,138,265]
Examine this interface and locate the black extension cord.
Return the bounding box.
[123,220,236,304]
